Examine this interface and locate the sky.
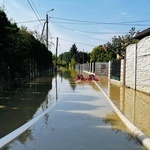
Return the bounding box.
[1,0,150,55]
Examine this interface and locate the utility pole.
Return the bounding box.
[46,9,54,50]
[40,21,46,42]
[46,14,49,49]
[83,49,84,70]
[56,37,59,67]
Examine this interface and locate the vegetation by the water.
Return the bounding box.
[0,9,53,87]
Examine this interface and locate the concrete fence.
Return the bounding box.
[75,62,108,76]
[109,35,150,94]
[125,36,150,94]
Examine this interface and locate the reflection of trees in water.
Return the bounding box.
[18,129,34,144]
[3,128,34,150]
[58,69,77,91]
[103,113,140,144]
[3,111,51,150]
[0,77,53,138]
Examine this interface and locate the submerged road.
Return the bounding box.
[1,73,145,150]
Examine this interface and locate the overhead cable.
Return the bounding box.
[51,20,127,35]
[27,0,43,26]
[17,19,45,24]
[50,16,150,26]
[58,37,97,47]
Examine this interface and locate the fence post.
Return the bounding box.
[120,59,125,85]
[134,43,137,90]
[108,61,111,80]
[91,62,92,72]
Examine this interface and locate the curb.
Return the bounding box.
[84,71,150,150]
[0,102,56,149]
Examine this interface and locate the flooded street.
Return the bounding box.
[0,70,147,150]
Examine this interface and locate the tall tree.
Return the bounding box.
[69,43,77,60]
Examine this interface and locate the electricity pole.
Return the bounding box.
[46,8,54,50]
[56,37,59,66]
[46,14,48,49]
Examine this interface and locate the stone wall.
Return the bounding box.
[126,36,150,94]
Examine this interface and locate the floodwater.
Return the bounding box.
[0,70,147,150]
[108,82,150,138]
[0,76,54,138]
[96,75,150,139]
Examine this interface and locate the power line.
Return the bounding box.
[50,16,150,26]
[27,0,43,26]
[51,20,127,35]
[17,19,45,24]
[30,0,41,20]
[51,21,109,41]
[16,18,129,35]
[58,37,97,47]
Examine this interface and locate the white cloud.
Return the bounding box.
[121,12,128,16]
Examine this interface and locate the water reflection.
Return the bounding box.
[58,69,77,91]
[103,113,141,145]
[108,82,150,138]
[0,69,78,138]
[1,70,146,150]
[65,71,150,141]
[104,113,127,132]
[0,77,53,138]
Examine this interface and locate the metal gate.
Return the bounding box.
[110,60,121,81]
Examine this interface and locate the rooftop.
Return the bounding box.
[134,27,150,40]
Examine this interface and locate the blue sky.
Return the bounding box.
[1,0,150,55]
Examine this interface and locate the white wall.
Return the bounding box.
[126,44,136,89]
[126,36,150,94]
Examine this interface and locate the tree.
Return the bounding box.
[0,9,19,63]
[90,45,115,62]
[107,27,137,59]
[0,9,53,86]
[69,43,77,60]
[62,52,71,68]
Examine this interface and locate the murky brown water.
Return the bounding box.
[95,75,150,138]
[108,82,150,138]
[0,77,53,138]
[0,70,147,150]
